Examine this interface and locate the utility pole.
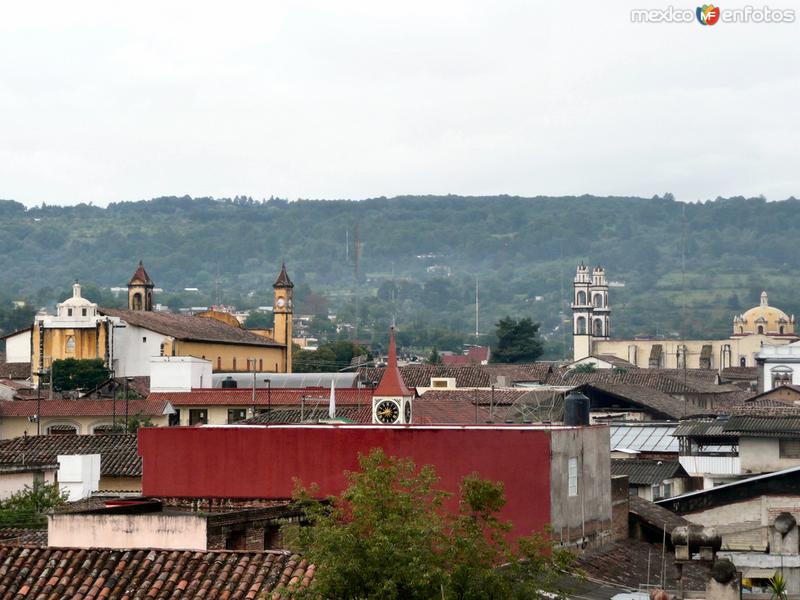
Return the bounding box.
[475,277,479,343]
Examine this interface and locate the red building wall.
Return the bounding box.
[139,425,553,538]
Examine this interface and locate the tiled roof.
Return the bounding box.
[0,546,313,599]
[580,382,709,420]
[720,366,759,381]
[576,539,707,590]
[418,388,530,405]
[82,376,151,399]
[593,354,638,369]
[723,414,800,435]
[673,418,737,439]
[628,496,689,534]
[0,361,31,380]
[129,260,153,285]
[441,346,490,366]
[413,398,492,425]
[0,434,141,477]
[100,308,283,347]
[149,388,374,407]
[0,529,47,547]
[610,459,687,485]
[240,406,372,424]
[358,363,555,389]
[730,399,800,416]
[0,399,172,418]
[549,368,740,395]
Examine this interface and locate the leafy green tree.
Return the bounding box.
[281,448,573,600]
[244,311,274,329]
[491,317,543,363]
[427,346,442,364]
[0,482,68,529]
[51,358,110,392]
[571,363,597,373]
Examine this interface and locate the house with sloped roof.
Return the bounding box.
[610,458,691,501]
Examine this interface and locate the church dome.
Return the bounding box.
[733,291,795,337]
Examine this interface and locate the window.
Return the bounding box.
[142,336,147,343]
[593,294,603,308]
[662,481,672,498]
[576,291,586,305]
[780,326,785,334]
[169,410,181,427]
[228,408,247,424]
[758,325,764,334]
[189,409,207,426]
[48,424,78,435]
[65,336,75,353]
[233,357,237,370]
[67,308,73,317]
[160,344,165,356]
[779,439,800,459]
[593,319,603,336]
[740,357,747,367]
[217,357,222,370]
[81,308,87,317]
[259,359,263,371]
[568,458,578,497]
[576,317,586,335]
[651,484,661,500]
[772,367,793,387]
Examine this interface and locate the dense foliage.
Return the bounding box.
[492,317,543,363]
[293,341,372,373]
[0,194,797,359]
[0,482,68,529]
[51,358,110,392]
[283,448,573,600]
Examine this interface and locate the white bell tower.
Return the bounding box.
[572,263,592,361]
[589,266,610,341]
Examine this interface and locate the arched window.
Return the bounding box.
[65,336,75,353]
[780,325,785,334]
[593,294,603,308]
[132,293,142,310]
[577,291,586,305]
[576,316,586,334]
[757,325,764,334]
[772,367,793,387]
[740,357,747,367]
[594,319,603,337]
[739,326,744,334]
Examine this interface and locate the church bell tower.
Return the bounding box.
[128,260,155,311]
[572,263,592,361]
[273,263,294,372]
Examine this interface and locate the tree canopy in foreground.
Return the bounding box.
[281,448,573,600]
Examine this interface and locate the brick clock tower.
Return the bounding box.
[272,263,294,372]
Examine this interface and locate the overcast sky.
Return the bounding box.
[0,1,797,206]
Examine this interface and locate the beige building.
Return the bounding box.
[572,264,797,369]
[21,261,294,387]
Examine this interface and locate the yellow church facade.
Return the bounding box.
[572,264,797,370]
[29,262,293,385]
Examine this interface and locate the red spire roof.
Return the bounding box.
[374,327,412,397]
[273,262,294,289]
[129,260,153,286]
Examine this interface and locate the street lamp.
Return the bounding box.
[264,378,272,416]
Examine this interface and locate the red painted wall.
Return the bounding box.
[139,425,553,538]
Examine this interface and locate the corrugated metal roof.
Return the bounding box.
[610,424,678,453]
[724,415,800,435]
[673,418,736,438]
[610,459,687,485]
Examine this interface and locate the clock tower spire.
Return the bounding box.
[372,327,413,424]
[272,262,294,372]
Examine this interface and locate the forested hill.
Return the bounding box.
[0,194,798,358]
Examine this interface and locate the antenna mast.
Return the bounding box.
[475,277,479,342]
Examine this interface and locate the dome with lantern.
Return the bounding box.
[733,291,794,337]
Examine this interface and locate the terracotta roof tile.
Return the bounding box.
[0,361,31,380]
[628,496,690,533]
[129,260,153,285]
[273,263,294,289]
[0,545,313,599]
[100,308,282,347]
[240,405,372,424]
[0,399,172,418]
[149,388,374,407]
[0,434,141,477]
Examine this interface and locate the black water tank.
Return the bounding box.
[564,390,590,426]
[221,376,238,389]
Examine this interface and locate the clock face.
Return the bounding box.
[404,401,412,424]
[276,297,285,308]
[376,400,400,424]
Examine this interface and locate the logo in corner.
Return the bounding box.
[696,4,721,25]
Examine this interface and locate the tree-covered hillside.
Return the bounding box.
[0,194,797,359]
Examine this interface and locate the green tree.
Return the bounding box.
[427,346,442,364]
[244,311,274,329]
[0,481,68,529]
[281,448,572,600]
[491,317,543,363]
[51,358,110,392]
